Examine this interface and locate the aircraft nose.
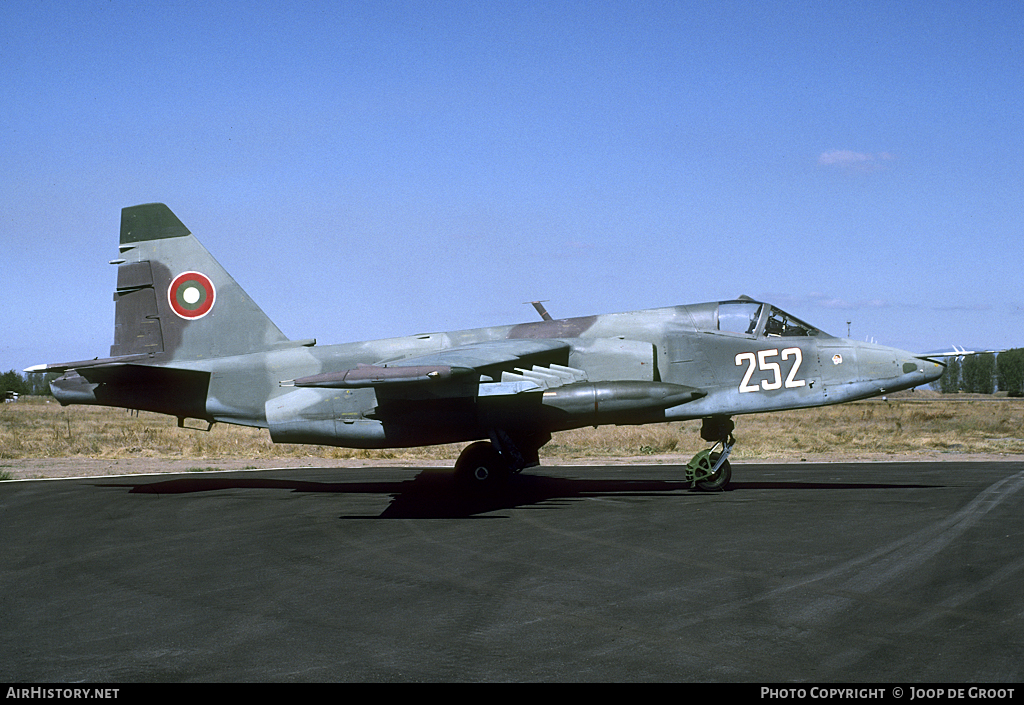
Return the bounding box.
[910,357,945,385]
[922,359,945,384]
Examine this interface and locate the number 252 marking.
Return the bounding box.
[735,348,805,393]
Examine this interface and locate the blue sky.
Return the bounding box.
[3,1,1022,374]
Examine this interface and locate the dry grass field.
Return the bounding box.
[3,391,1023,474]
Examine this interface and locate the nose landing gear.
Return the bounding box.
[686,417,735,491]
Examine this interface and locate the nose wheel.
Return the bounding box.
[686,417,735,491]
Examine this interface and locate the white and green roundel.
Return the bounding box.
[168,271,216,320]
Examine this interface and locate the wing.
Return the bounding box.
[283,338,706,418]
[283,339,573,391]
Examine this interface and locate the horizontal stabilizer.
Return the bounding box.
[45,364,211,420]
[25,353,159,375]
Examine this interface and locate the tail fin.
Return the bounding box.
[111,203,290,360]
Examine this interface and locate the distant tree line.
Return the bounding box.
[1,370,58,397]
[939,350,1024,396]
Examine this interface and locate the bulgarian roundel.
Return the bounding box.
[168,271,216,320]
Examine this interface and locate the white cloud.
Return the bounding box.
[818,150,894,171]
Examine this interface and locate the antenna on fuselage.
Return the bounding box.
[525,301,553,321]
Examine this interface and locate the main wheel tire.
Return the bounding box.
[695,453,732,492]
[454,441,510,491]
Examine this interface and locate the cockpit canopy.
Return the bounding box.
[716,300,826,338]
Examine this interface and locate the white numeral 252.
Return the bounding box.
[735,348,805,393]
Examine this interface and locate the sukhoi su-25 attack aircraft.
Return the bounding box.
[29,203,947,491]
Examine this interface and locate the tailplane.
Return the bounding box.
[111,203,290,360]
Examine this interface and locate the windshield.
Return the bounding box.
[718,302,763,335]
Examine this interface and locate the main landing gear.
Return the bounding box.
[454,441,510,491]
[453,429,548,492]
[686,416,735,491]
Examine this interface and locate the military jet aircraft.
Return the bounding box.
[28,203,946,490]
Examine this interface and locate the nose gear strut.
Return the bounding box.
[686,417,735,491]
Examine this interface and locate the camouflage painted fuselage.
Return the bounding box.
[40,204,943,454]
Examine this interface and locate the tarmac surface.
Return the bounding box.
[2,461,1023,682]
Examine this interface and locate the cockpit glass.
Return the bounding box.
[716,301,826,337]
[718,302,763,335]
[764,306,821,337]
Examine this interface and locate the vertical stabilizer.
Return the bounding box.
[111,203,289,361]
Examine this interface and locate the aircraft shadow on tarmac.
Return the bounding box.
[97,469,941,519]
